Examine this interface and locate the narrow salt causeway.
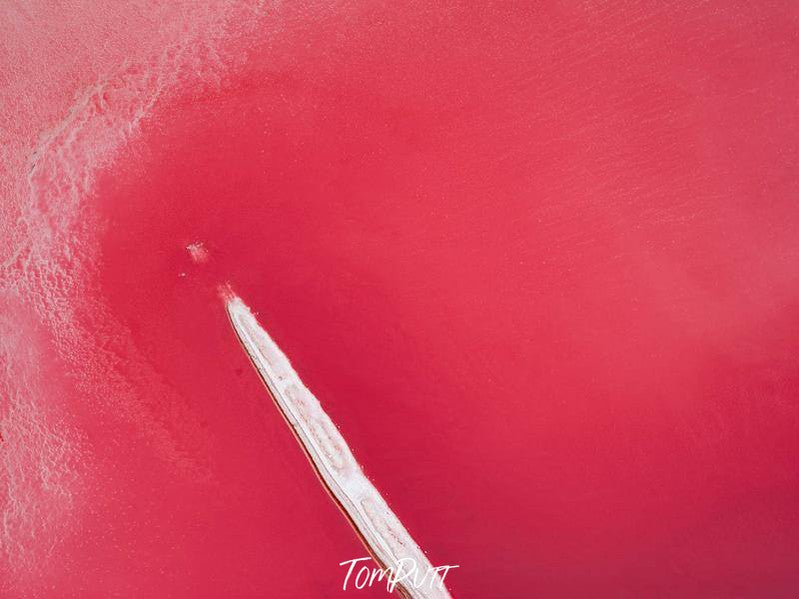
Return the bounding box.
[225,294,453,599]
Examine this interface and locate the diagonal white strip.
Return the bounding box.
[225,294,452,598]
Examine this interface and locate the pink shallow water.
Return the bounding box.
[2,2,799,597]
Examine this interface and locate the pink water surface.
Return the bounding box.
[2,2,798,597]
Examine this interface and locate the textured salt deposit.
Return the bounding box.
[187,242,210,263]
[0,2,271,591]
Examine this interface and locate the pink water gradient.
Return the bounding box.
[2,2,799,597]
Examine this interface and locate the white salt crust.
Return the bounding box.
[226,295,452,599]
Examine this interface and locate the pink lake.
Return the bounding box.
[1,2,798,597]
